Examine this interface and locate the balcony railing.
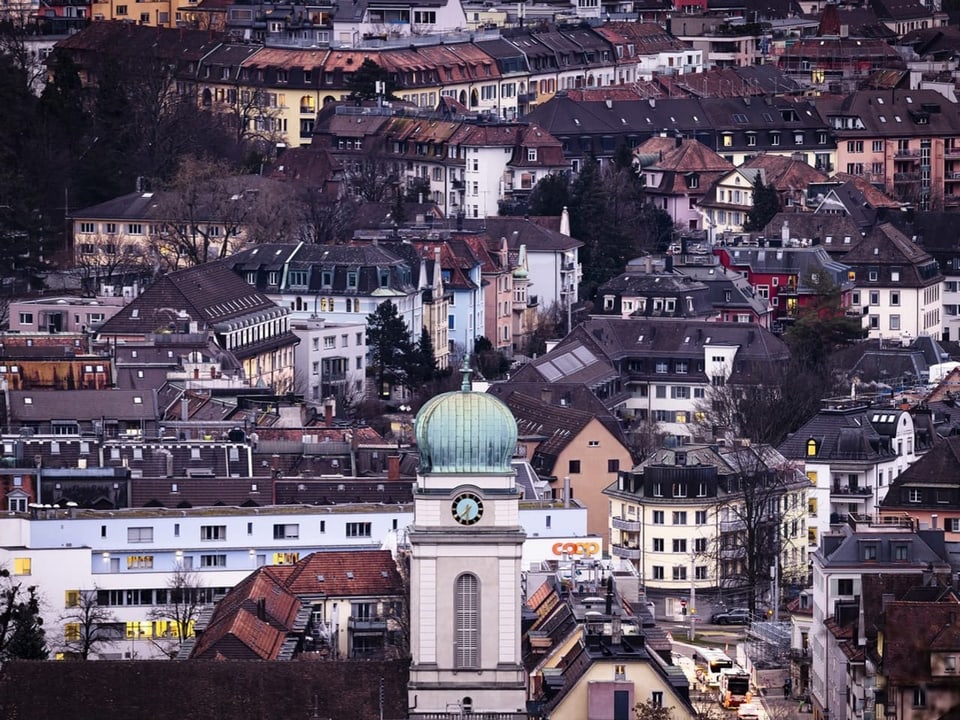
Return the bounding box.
[611,543,641,560]
[348,616,388,631]
[720,519,746,533]
[612,517,642,532]
[831,485,872,497]
[893,172,920,182]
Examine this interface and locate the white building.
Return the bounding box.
[0,492,587,660]
[291,317,367,408]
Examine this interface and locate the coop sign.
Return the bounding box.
[552,541,601,557]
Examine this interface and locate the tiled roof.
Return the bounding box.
[54,20,222,61]
[883,601,960,684]
[778,403,896,462]
[191,568,303,660]
[281,549,404,597]
[0,659,409,720]
[880,435,960,509]
[8,389,157,422]
[481,217,582,252]
[98,261,284,336]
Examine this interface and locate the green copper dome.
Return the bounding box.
[415,366,517,474]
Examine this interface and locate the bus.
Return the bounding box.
[718,666,752,709]
[692,648,734,689]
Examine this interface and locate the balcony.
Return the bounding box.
[895,149,918,158]
[611,543,641,560]
[451,179,464,189]
[790,648,812,663]
[720,518,746,533]
[946,194,960,207]
[946,145,960,158]
[946,172,960,183]
[831,485,872,498]
[720,546,747,559]
[612,517,642,532]
[348,616,388,632]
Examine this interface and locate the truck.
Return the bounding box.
[718,666,752,709]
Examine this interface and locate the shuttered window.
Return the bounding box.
[455,574,480,668]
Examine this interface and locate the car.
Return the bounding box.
[710,608,751,625]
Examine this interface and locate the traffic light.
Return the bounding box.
[681,599,688,616]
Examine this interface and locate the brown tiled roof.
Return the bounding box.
[0,659,409,720]
[192,568,302,660]
[282,549,404,597]
[742,153,828,192]
[829,173,902,209]
[883,601,960,683]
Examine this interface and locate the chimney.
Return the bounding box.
[181,397,189,421]
[387,455,400,481]
[560,206,571,237]
[563,476,571,508]
[781,219,789,244]
[932,514,939,529]
[324,402,334,428]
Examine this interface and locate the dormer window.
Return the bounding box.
[806,438,818,457]
[686,173,699,189]
[527,148,537,162]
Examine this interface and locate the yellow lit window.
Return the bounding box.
[808,498,818,516]
[127,555,154,570]
[274,551,300,565]
[13,558,31,575]
[694,412,707,423]
[126,621,154,639]
[64,623,81,642]
[808,527,818,545]
[806,471,818,484]
[806,439,818,457]
[65,590,81,608]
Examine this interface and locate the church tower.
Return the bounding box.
[407,366,527,716]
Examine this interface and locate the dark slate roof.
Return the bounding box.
[882,601,960,684]
[762,212,865,254]
[819,522,950,567]
[841,223,942,289]
[480,217,583,252]
[595,271,717,319]
[7,389,158,422]
[98,262,285,336]
[880,435,960,509]
[0,659,409,720]
[778,402,898,462]
[69,191,166,221]
[719,245,851,291]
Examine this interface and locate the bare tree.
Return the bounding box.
[216,84,285,152]
[693,360,825,448]
[148,567,207,657]
[346,136,398,202]
[298,187,357,244]
[702,444,806,614]
[155,157,262,268]
[59,589,119,660]
[635,700,674,720]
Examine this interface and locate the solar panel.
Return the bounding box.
[538,361,563,381]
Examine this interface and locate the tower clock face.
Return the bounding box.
[451,492,484,525]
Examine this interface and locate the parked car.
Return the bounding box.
[710,608,750,625]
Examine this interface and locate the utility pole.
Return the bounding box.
[689,553,696,642]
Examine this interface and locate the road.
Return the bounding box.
[670,638,802,720]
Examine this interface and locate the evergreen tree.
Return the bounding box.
[527,173,570,216]
[744,175,780,232]
[346,59,396,101]
[412,327,439,384]
[366,300,415,396]
[786,272,863,371]
[0,570,48,661]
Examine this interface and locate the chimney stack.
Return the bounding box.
[387,455,400,481]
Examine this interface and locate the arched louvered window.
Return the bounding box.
[454,573,480,668]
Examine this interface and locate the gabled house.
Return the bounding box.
[487,381,634,539]
[512,317,790,444]
[594,266,717,321]
[840,222,943,341]
[636,136,734,231]
[189,549,405,660]
[96,261,298,394]
[712,241,854,328]
[879,435,960,536]
[698,166,764,240]
[778,397,919,551]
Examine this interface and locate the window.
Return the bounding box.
[863,545,877,561]
[837,579,854,595]
[652,566,664,579]
[18,312,33,325]
[894,544,908,561]
[324,336,336,349]
[346,522,371,537]
[527,148,537,162]
[889,315,900,331]
[79,222,95,234]
[695,538,707,553]
[653,511,665,525]
[200,525,226,541]
[455,574,480,668]
[569,460,581,474]
[273,523,300,539]
[908,489,922,503]
[13,558,31,575]
[872,140,883,152]
[847,140,864,153]
[672,566,687,580]
[127,223,143,235]
[890,291,900,306]
[696,510,707,525]
[608,459,620,473]
[672,511,687,525]
[200,554,227,568]
[913,688,926,707]
[127,527,153,543]
[653,538,665,552]
[127,555,154,569]
[673,539,687,553]
[652,692,664,708]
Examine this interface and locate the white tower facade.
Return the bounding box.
[407,368,527,716]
